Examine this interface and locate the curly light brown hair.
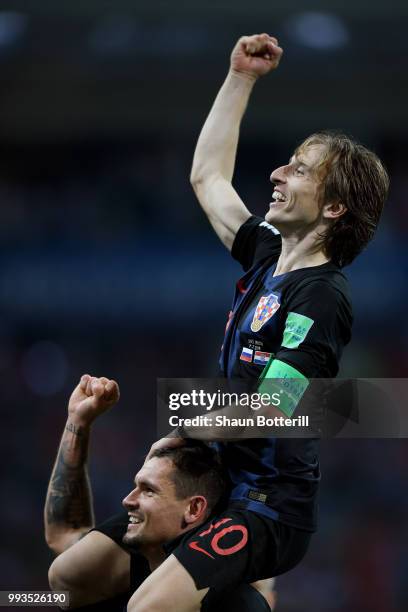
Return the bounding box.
[296,131,389,267]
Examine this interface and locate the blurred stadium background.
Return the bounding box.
[0,1,407,610]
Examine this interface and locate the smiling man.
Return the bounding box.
[121,445,224,572]
[45,376,270,611]
[124,33,389,612]
[267,147,331,237]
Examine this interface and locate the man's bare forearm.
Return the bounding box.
[44,419,94,552]
[190,71,256,184]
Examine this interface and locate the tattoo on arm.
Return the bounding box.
[65,422,84,436]
[46,422,94,530]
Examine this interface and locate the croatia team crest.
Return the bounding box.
[250,293,280,332]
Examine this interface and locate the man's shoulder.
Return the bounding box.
[280,264,353,325]
[288,264,351,300]
[232,215,282,271]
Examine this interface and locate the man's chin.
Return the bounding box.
[265,210,280,226]
[123,531,141,547]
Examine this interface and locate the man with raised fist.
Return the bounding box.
[44,375,271,611]
[124,32,388,611]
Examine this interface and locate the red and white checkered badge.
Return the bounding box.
[250,293,280,332]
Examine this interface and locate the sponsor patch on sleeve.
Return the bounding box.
[282,312,314,349]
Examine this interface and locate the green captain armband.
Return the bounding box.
[258,358,309,417]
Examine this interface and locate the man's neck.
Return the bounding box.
[140,544,166,572]
[141,523,206,572]
[274,226,330,276]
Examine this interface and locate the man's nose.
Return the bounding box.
[270,165,288,185]
[122,488,139,510]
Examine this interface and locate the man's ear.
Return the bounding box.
[323,200,347,220]
[184,496,208,525]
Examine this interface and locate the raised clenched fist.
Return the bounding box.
[68,374,120,426]
[230,33,283,80]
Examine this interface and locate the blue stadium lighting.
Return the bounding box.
[0,11,28,48]
[286,11,350,50]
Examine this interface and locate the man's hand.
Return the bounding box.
[230,33,283,80]
[68,375,120,427]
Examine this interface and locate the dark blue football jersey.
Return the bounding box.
[218,215,353,531]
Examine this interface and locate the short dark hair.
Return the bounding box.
[150,441,227,515]
[296,131,389,267]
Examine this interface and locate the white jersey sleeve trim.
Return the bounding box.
[259,220,280,235]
